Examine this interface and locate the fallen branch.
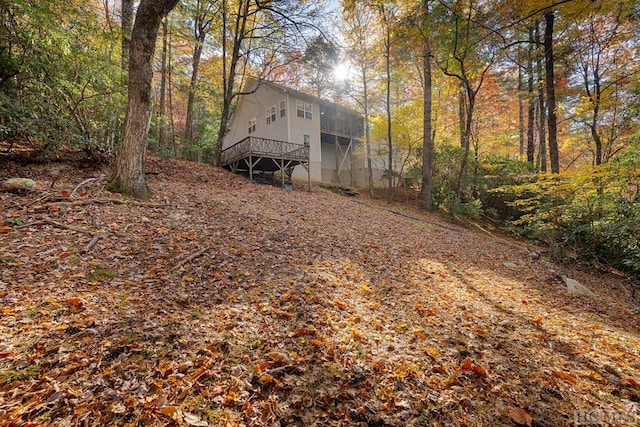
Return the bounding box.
[17,218,94,236]
[21,192,54,210]
[49,198,167,208]
[83,234,101,253]
[70,176,105,198]
[170,246,211,272]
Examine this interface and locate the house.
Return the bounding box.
[221,78,372,187]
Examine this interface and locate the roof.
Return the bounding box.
[245,77,363,118]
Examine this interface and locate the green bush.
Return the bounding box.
[492,146,640,276]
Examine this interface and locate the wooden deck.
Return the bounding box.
[220,137,310,188]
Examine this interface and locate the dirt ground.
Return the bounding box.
[1,156,639,426]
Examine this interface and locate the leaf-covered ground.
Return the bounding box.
[1,156,639,426]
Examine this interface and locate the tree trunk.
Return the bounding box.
[158,17,168,152]
[419,31,433,211]
[456,82,474,201]
[382,6,393,203]
[121,0,134,73]
[184,35,204,159]
[518,55,525,157]
[526,27,535,166]
[458,84,466,148]
[363,67,374,198]
[544,11,559,173]
[215,0,250,166]
[535,21,547,172]
[108,0,179,200]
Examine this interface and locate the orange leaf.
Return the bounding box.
[0,225,12,234]
[351,329,366,341]
[413,328,427,341]
[472,365,488,377]
[272,308,294,318]
[426,347,440,358]
[64,297,85,308]
[552,370,577,385]
[531,316,543,325]
[258,374,282,387]
[310,338,325,348]
[0,351,14,359]
[460,358,473,371]
[620,378,639,388]
[293,328,315,337]
[334,300,347,309]
[157,405,181,420]
[507,406,533,426]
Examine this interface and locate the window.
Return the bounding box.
[279,100,286,118]
[248,117,256,134]
[303,134,310,147]
[296,101,312,120]
[265,105,276,125]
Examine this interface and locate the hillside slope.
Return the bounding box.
[1,157,639,426]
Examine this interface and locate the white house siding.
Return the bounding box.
[287,96,322,182]
[222,82,289,149]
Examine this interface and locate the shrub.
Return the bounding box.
[493,147,640,276]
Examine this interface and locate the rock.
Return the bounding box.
[563,276,596,297]
[1,178,36,194]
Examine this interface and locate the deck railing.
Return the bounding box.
[220,136,309,166]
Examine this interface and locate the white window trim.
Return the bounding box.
[296,101,312,120]
[265,105,276,125]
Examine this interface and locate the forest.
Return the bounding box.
[1,0,640,425]
[2,0,639,276]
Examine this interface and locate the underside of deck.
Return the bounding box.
[220,137,310,188]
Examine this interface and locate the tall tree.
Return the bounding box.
[341,2,378,198]
[569,2,637,165]
[535,21,547,172]
[544,10,559,173]
[433,0,499,200]
[302,35,340,99]
[379,3,394,203]
[526,26,535,166]
[108,0,180,200]
[418,0,433,210]
[183,0,217,159]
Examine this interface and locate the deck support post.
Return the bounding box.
[281,142,285,188]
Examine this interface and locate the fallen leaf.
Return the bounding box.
[472,365,488,377]
[0,225,11,234]
[413,328,427,341]
[553,370,577,385]
[184,412,209,426]
[293,328,315,337]
[334,300,347,309]
[620,378,639,387]
[507,405,533,426]
[460,358,473,371]
[158,405,182,421]
[258,374,282,386]
[64,297,85,308]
